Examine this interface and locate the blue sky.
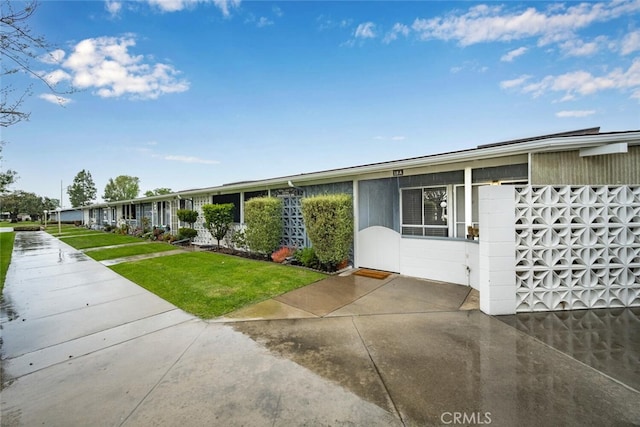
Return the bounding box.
[3,0,640,207]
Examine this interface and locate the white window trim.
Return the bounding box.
[400,185,451,238]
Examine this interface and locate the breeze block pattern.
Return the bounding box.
[274,189,307,248]
[515,186,640,312]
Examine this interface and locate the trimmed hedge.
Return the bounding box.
[12,226,42,231]
[177,209,199,227]
[244,197,283,255]
[301,194,353,266]
[178,227,198,240]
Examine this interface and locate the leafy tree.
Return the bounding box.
[1,0,72,127]
[0,143,17,193]
[202,203,234,248]
[144,188,172,197]
[103,175,140,202]
[244,197,283,256]
[177,209,198,228]
[0,190,57,221]
[67,169,96,207]
[301,194,353,267]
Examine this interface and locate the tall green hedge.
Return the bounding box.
[301,194,353,266]
[244,197,283,255]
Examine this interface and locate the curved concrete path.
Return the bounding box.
[2,231,639,426]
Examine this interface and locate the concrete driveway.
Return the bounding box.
[1,231,639,426]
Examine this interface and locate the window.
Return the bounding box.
[401,186,448,237]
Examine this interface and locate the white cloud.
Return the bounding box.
[556,110,596,118]
[42,69,71,86]
[383,23,410,44]
[39,49,66,65]
[145,0,239,16]
[257,17,273,28]
[501,46,528,62]
[162,155,220,164]
[317,15,352,31]
[105,0,122,16]
[272,5,283,17]
[451,61,489,74]
[621,30,640,55]
[508,58,640,100]
[45,36,189,100]
[499,75,532,89]
[411,2,640,47]
[39,93,73,106]
[559,36,607,56]
[355,22,376,39]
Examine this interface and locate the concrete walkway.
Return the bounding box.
[2,232,639,426]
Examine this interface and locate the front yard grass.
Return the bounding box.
[86,242,178,261]
[48,226,101,236]
[1,232,16,294]
[60,233,144,249]
[110,252,327,318]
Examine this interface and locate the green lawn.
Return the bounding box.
[49,227,102,236]
[86,242,179,261]
[110,252,327,318]
[1,232,16,294]
[60,233,144,249]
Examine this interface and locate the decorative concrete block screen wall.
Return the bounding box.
[514,186,640,312]
[479,185,640,315]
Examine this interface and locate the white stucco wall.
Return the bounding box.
[399,238,479,288]
[357,226,479,288]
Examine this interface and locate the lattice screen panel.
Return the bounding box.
[192,195,214,245]
[515,186,640,312]
[275,189,307,248]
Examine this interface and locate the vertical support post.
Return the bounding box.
[464,167,473,236]
[352,179,359,268]
[479,185,517,315]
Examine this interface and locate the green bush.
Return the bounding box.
[244,197,283,255]
[177,209,199,227]
[12,226,41,231]
[202,203,234,247]
[293,247,320,269]
[301,194,353,266]
[178,227,198,240]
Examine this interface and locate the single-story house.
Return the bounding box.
[81,127,640,315]
[48,208,83,223]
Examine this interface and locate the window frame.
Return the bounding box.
[400,185,450,238]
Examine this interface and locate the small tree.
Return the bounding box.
[103,175,140,202]
[177,209,198,228]
[145,188,172,197]
[67,169,97,207]
[244,197,282,256]
[301,194,353,268]
[202,203,234,248]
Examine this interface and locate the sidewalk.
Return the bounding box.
[2,231,639,426]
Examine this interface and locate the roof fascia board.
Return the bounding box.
[85,131,640,206]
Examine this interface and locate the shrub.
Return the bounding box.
[293,247,320,269]
[271,247,293,263]
[230,228,248,251]
[103,224,114,232]
[177,209,199,228]
[244,197,283,255]
[202,203,235,248]
[178,227,198,240]
[301,194,353,267]
[13,226,41,232]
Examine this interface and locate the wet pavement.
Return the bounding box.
[1,231,640,426]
